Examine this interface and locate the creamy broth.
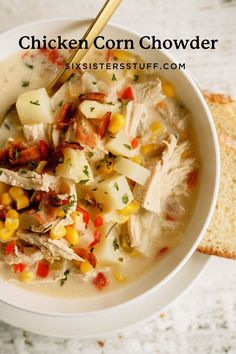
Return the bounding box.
[0,48,199,297]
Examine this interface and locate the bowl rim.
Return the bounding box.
[0,17,220,317]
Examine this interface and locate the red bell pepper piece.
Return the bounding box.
[93,216,104,228]
[36,260,49,278]
[13,263,27,273]
[5,240,16,255]
[131,138,139,149]
[76,206,90,226]
[97,112,111,139]
[92,272,109,290]
[89,231,102,248]
[74,248,97,268]
[39,140,50,159]
[187,169,198,189]
[119,86,135,101]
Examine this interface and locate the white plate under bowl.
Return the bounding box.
[0,18,219,327]
[0,252,210,338]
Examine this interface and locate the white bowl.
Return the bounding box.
[0,19,220,317]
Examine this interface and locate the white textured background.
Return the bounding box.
[0,0,236,353]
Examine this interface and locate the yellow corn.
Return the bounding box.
[65,226,80,246]
[19,271,34,283]
[16,195,30,210]
[141,143,157,155]
[100,162,114,175]
[162,81,175,97]
[149,121,166,135]
[9,187,24,201]
[0,227,15,241]
[80,261,93,273]
[5,209,20,231]
[35,160,47,174]
[132,156,142,165]
[114,271,126,283]
[112,49,136,63]
[108,113,126,135]
[57,209,66,218]
[1,192,13,207]
[50,225,66,240]
[118,200,140,217]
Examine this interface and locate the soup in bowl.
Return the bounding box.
[0,19,219,315]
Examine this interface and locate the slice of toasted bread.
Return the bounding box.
[197,93,236,259]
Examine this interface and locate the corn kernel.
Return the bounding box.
[141,143,157,155]
[9,187,24,201]
[0,228,15,241]
[118,200,140,217]
[108,113,126,134]
[112,50,136,63]
[5,217,20,231]
[162,81,175,97]
[16,195,30,210]
[114,271,126,283]
[50,225,66,240]
[0,220,4,229]
[149,121,166,135]
[132,156,142,165]
[35,160,47,174]
[65,226,80,246]
[80,261,93,273]
[19,271,34,283]
[57,209,66,218]
[100,162,114,175]
[1,192,13,207]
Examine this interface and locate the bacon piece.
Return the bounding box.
[9,143,44,166]
[56,102,77,130]
[187,169,198,189]
[97,112,111,139]
[76,117,97,148]
[0,149,8,163]
[74,248,97,268]
[60,142,84,151]
[79,92,107,103]
[92,272,109,290]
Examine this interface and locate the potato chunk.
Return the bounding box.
[55,148,94,184]
[16,88,53,125]
[114,157,150,185]
[93,175,133,211]
[79,100,118,119]
[105,131,136,158]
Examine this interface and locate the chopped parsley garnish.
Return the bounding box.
[86,151,94,158]
[119,257,124,262]
[25,63,34,69]
[122,194,129,205]
[62,198,76,213]
[30,100,40,106]
[107,101,115,106]
[13,149,19,160]
[64,158,72,167]
[60,269,70,287]
[28,160,37,168]
[112,73,117,81]
[123,144,131,150]
[119,101,129,110]
[4,123,10,130]
[133,75,139,82]
[59,100,64,107]
[83,165,89,178]
[113,237,120,251]
[79,179,89,185]
[22,80,30,87]
[90,107,95,112]
[113,182,119,191]
[92,81,97,85]
[0,169,3,176]
[19,169,27,174]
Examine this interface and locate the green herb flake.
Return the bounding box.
[86,151,94,158]
[122,194,129,205]
[83,165,89,178]
[19,169,27,174]
[113,237,120,251]
[113,182,119,191]
[60,269,70,287]
[28,160,37,168]
[119,101,129,110]
[0,169,3,176]
[59,100,64,107]
[62,198,76,214]
[90,107,95,112]
[107,101,115,106]
[92,81,97,85]
[123,144,131,150]
[79,179,89,185]
[13,149,19,160]
[133,75,139,82]
[25,63,34,70]
[22,80,30,87]
[30,100,40,106]
[119,257,124,262]
[112,73,117,81]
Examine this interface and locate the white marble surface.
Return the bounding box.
[0,0,235,352]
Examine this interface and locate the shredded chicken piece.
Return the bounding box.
[125,102,147,137]
[17,230,84,262]
[133,134,196,213]
[23,123,52,144]
[134,78,164,106]
[2,249,44,266]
